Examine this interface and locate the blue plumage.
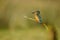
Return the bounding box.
[37,14,42,24]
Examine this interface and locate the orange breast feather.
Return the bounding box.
[34,15,39,22]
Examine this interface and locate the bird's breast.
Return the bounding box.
[34,15,40,23]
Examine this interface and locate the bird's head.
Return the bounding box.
[32,10,40,15]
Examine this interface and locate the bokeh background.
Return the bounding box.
[0,0,60,40]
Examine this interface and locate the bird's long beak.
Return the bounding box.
[24,16,35,21]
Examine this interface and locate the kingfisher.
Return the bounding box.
[32,10,48,30]
[32,10,42,24]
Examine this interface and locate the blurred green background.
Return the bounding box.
[0,0,60,40]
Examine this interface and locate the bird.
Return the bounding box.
[32,10,42,24]
[32,10,48,30]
